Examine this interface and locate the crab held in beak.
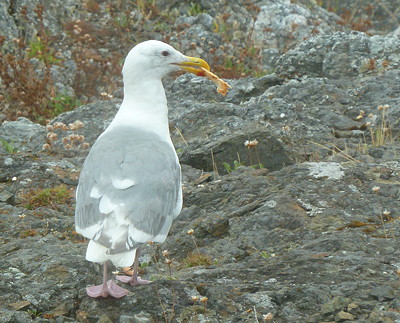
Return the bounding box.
[174,56,210,76]
[174,55,231,96]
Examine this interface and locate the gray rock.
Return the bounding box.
[393,26,400,37]
[0,188,14,204]
[119,312,155,323]
[48,100,120,154]
[6,0,83,41]
[0,308,32,323]
[275,31,400,79]
[179,128,292,173]
[318,0,400,35]
[321,296,351,316]
[0,117,46,153]
[51,60,77,95]
[0,0,19,51]
[252,0,343,70]
[335,310,355,321]
[306,162,345,180]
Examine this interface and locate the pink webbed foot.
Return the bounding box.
[116,275,152,286]
[116,249,152,286]
[86,280,128,298]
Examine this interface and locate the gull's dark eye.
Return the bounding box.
[161,50,170,57]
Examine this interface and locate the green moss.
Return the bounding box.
[23,184,70,210]
[20,229,39,238]
[182,252,212,268]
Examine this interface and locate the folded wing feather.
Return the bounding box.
[75,126,182,257]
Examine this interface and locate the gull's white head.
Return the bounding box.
[122,40,210,84]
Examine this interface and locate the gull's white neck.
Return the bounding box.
[106,78,171,140]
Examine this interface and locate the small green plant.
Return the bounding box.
[223,160,244,174]
[28,36,61,65]
[251,163,264,170]
[140,261,149,269]
[113,11,132,29]
[22,184,70,210]
[136,0,157,17]
[152,21,169,33]
[251,246,273,259]
[27,309,42,319]
[224,56,234,70]
[188,2,205,16]
[49,93,81,116]
[0,138,17,154]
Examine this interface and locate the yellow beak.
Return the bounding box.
[174,56,210,76]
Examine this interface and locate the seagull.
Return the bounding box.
[75,40,210,298]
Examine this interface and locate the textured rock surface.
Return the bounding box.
[275,31,400,79]
[318,0,400,35]
[0,118,46,153]
[1,1,400,322]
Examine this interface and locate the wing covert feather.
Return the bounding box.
[75,126,182,251]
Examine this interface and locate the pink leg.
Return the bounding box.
[86,262,129,298]
[116,249,151,286]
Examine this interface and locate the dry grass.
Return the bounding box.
[369,105,393,147]
[0,38,55,123]
[0,5,71,124]
[308,140,360,163]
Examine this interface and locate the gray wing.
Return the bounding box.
[75,126,182,253]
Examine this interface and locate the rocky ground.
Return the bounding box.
[1,0,400,322]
